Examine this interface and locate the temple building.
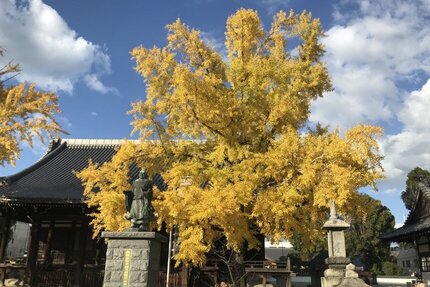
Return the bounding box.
[382,176,430,283]
[0,139,144,286]
[0,138,282,287]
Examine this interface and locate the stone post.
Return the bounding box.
[102,231,167,287]
[321,201,351,287]
[321,201,370,287]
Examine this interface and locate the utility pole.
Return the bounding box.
[166,229,173,287]
[166,175,192,287]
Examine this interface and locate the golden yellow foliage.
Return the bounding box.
[77,9,384,266]
[0,47,62,166]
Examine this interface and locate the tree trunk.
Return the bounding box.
[232,243,246,287]
[236,252,246,287]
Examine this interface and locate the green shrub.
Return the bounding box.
[380,261,405,276]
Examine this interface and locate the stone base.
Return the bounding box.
[323,276,370,287]
[321,268,345,287]
[337,278,370,287]
[101,231,167,287]
[325,257,350,268]
[321,263,370,287]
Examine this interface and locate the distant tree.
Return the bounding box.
[0,47,62,167]
[346,194,395,273]
[290,194,394,276]
[289,231,326,262]
[381,261,405,276]
[401,167,430,210]
[77,9,383,286]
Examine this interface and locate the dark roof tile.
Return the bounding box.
[0,139,165,203]
[381,216,430,241]
[382,176,430,241]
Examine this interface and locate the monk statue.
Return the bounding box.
[124,169,154,230]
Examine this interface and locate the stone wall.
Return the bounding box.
[102,232,166,287]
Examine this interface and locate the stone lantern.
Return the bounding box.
[321,201,370,287]
[323,201,350,264]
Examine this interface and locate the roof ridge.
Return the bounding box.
[62,138,137,146]
[60,138,204,143]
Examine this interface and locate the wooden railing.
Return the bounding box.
[159,270,183,287]
[0,260,292,287]
[245,260,290,269]
[187,259,293,286]
[33,264,104,287]
[35,268,74,287]
[82,268,104,286]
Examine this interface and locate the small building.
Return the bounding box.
[264,239,293,261]
[396,244,419,275]
[382,177,430,282]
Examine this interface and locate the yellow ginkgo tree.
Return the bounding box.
[77,8,383,279]
[0,47,62,167]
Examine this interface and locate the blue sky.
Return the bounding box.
[1,0,430,226]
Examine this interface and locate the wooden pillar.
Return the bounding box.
[213,270,218,285]
[95,240,100,266]
[44,220,54,264]
[0,212,9,287]
[73,220,87,287]
[27,217,40,285]
[95,238,106,266]
[181,264,188,287]
[414,238,424,281]
[65,221,76,265]
[286,256,292,287]
[0,213,11,262]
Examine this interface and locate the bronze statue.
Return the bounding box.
[124,169,154,230]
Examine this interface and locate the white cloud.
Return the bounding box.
[58,115,72,130]
[257,0,290,15]
[27,133,49,156]
[309,0,430,195]
[84,74,118,95]
[200,31,227,60]
[0,0,114,94]
[311,0,430,128]
[399,79,430,132]
[90,111,98,117]
[379,80,430,186]
[384,188,398,195]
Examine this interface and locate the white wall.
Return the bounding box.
[5,221,30,259]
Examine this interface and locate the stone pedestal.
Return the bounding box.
[321,258,351,287]
[337,263,370,287]
[101,231,167,287]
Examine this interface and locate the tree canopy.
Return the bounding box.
[77,9,384,266]
[0,47,62,167]
[401,167,430,210]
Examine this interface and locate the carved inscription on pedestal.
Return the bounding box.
[122,249,131,287]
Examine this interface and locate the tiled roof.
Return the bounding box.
[382,176,430,241]
[394,176,430,227]
[381,216,430,241]
[0,139,164,204]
